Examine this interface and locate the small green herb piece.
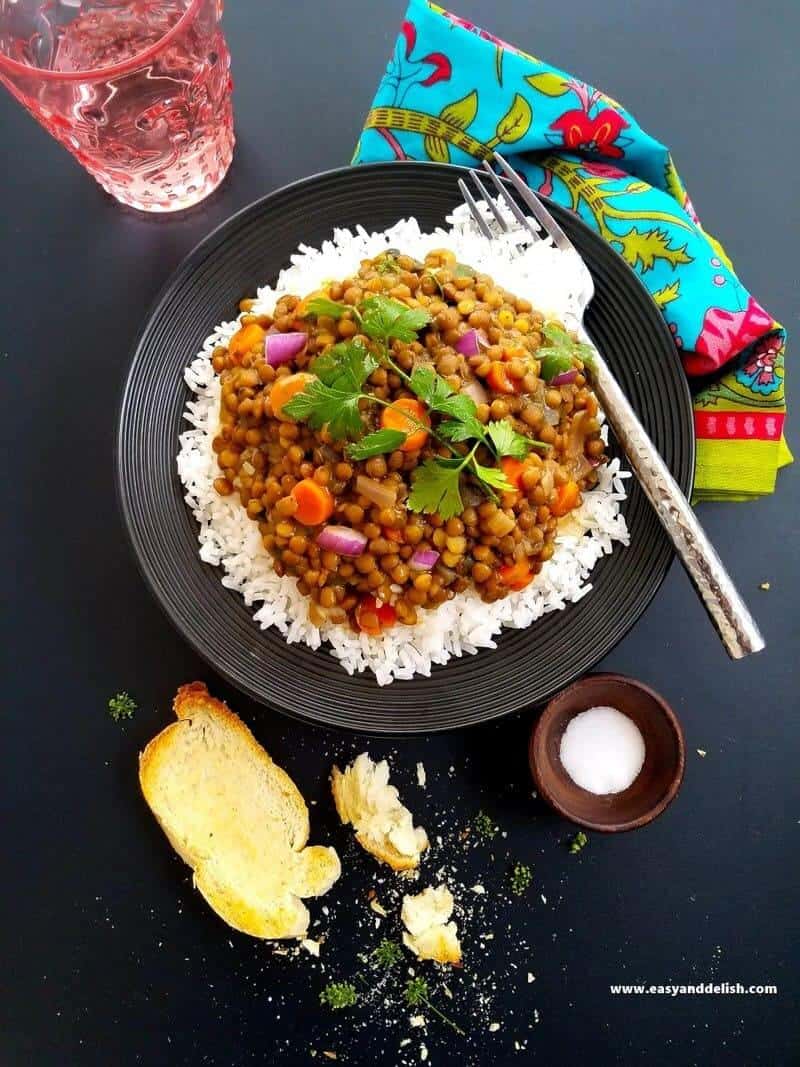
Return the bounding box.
[538,322,595,382]
[409,364,456,409]
[376,254,401,275]
[474,810,498,840]
[108,691,137,721]
[403,978,466,1036]
[486,419,535,459]
[421,269,445,296]
[408,458,465,521]
[282,379,364,441]
[473,460,514,493]
[510,862,533,896]
[347,428,407,460]
[319,982,358,1010]
[311,340,377,392]
[302,296,350,321]
[454,262,475,278]
[370,939,404,969]
[359,295,432,344]
[569,831,588,854]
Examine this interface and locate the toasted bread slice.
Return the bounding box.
[139,683,340,939]
[331,753,428,871]
[401,885,462,965]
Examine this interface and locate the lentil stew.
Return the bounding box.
[210,249,606,635]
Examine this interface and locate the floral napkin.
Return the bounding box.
[353,0,790,500]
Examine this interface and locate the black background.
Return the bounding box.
[1,2,798,1065]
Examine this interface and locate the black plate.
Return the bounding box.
[117,162,694,734]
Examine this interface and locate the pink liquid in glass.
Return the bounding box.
[0,0,234,211]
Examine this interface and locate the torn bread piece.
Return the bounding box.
[401,885,462,965]
[331,753,428,871]
[140,683,341,939]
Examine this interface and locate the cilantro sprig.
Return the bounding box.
[291,291,551,518]
[538,322,595,382]
[319,981,358,1010]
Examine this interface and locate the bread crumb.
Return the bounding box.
[400,1038,411,1048]
[759,581,770,591]
[322,1053,338,1061]
[369,898,389,918]
[527,972,535,983]
[420,1045,428,1062]
[416,762,427,787]
[409,1015,426,1028]
[301,939,320,957]
[471,884,486,894]
[697,749,707,757]
[488,1022,501,1032]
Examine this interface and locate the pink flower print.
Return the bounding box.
[684,296,773,375]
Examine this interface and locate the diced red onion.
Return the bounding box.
[550,368,578,386]
[264,331,307,367]
[355,474,397,509]
[409,548,440,571]
[316,525,367,557]
[454,328,481,357]
[462,379,488,407]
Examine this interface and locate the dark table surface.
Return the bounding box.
[2,2,798,1065]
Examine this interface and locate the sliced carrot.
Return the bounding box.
[381,397,430,452]
[486,361,519,395]
[291,479,334,525]
[500,457,527,489]
[227,322,265,363]
[551,480,581,517]
[498,561,534,592]
[355,595,397,634]
[269,372,316,421]
[383,526,404,543]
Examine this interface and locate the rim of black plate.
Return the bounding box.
[116,161,694,734]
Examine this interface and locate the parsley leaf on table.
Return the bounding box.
[108,691,137,721]
[408,459,464,520]
[319,982,358,1010]
[360,295,431,344]
[347,428,407,460]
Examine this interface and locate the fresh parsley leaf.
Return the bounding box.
[282,379,364,440]
[409,364,454,408]
[539,350,575,383]
[370,939,404,968]
[302,296,349,320]
[404,977,429,1007]
[408,459,463,520]
[474,810,498,840]
[569,830,589,854]
[437,418,484,443]
[108,691,137,721]
[473,462,515,493]
[359,295,431,344]
[510,862,533,896]
[319,982,358,1010]
[486,419,531,459]
[310,340,377,392]
[347,428,407,460]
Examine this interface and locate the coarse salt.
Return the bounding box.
[559,705,645,794]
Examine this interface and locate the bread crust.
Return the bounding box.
[140,683,340,939]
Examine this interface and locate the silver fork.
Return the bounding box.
[458,154,764,659]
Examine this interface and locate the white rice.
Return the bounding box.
[177,207,630,685]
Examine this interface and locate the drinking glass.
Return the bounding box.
[0,0,235,212]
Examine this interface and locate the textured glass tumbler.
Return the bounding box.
[0,0,235,212]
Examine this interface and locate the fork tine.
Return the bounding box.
[492,152,572,252]
[478,161,541,242]
[457,178,493,239]
[468,171,511,232]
